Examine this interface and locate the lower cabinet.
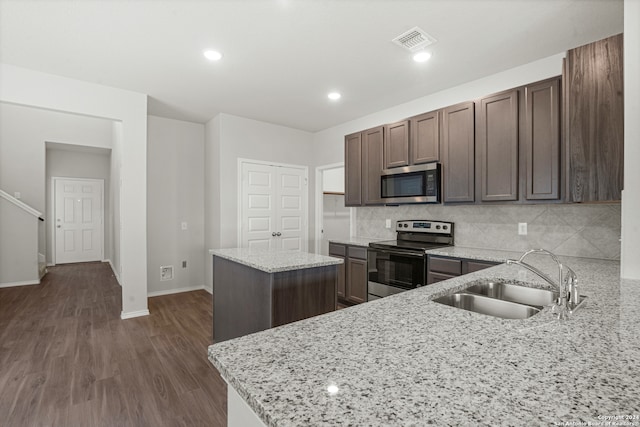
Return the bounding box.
[329,243,368,305]
[427,254,497,285]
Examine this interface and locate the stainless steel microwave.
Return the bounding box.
[380,162,441,204]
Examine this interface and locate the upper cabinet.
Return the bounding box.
[344,131,363,206]
[565,33,624,202]
[345,126,385,207]
[362,126,385,205]
[524,78,561,201]
[410,111,440,165]
[477,89,519,202]
[384,120,409,169]
[442,102,475,203]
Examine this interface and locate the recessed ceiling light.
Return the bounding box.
[327,92,341,101]
[413,51,432,63]
[204,50,223,61]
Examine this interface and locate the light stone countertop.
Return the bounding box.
[425,246,527,262]
[208,251,640,426]
[209,248,343,273]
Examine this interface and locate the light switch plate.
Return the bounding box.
[385,219,392,229]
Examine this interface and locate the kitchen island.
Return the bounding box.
[208,249,640,425]
[209,248,343,343]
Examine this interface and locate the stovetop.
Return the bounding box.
[369,239,450,252]
[368,219,455,253]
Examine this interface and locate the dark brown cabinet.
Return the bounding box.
[565,33,624,202]
[477,90,519,202]
[384,120,409,169]
[344,132,362,206]
[524,78,561,200]
[410,110,440,164]
[442,102,476,203]
[329,243,368,305]
[344,126,384,206]
[426,254,497,285]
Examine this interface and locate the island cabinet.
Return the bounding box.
[211,249,341,343]
[426,254,498,284]
[329,243,368,305]
[565,33,624,202]
[344,126,384,206]
[442,101,476,203]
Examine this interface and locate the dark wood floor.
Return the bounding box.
[0,262,227,426]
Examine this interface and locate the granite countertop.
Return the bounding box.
[425,246,528,262]
[209,248,343,273]
[327,237,383,247]
[208,253,640,426]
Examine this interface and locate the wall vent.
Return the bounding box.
[160,265,174,281]
[392,27,437,51]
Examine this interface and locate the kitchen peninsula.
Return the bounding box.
[209,248,343,342]
[209,250,640,426]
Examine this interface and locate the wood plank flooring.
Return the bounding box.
[0,262,227,426]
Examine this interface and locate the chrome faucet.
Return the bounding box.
[506,249,579,319]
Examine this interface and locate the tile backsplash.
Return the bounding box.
[356,203,621,260]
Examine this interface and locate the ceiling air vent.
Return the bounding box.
[392,27,437,51]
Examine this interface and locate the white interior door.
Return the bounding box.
[241,161,307,251]
[55,178,104,264]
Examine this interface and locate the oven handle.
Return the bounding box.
[368,247,426,258]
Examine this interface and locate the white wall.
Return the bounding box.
[0,63,149,318]
[147,115,205,295]
[204,113,314,288]
[45,145,112,265]
[323,167,345,193]
[621,0,640,279]
[0,199,39,285]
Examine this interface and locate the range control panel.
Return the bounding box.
[396,220,453,234]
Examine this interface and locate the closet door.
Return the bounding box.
[241,162,307,250]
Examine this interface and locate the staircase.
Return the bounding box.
[0,189,44,287]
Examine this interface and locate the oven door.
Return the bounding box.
[367,248,426,300]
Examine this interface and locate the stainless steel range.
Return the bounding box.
[368,220,454,300]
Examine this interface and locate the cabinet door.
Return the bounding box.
[477,90,519,202]
[462,260,497,274]
[442,102,475,202]
[344,132,362,206]
[362,126,385,205]
[328,243,346,299]
[410,111,440,164]
[384,120,409,169]
[566,34,623,202]
[525,78,561,200]
[346,258,367,304]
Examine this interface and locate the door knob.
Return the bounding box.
[57,225,61,228]
[272,232,277,237]
[276,232,282,237]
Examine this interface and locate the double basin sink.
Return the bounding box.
[434,281,558,319]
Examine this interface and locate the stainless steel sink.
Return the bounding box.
[433,293,541,319]
[464,281,558,308]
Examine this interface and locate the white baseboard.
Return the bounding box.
[104,259,122,286]
[120,309,150,319]
[46,263,55,267]
[204,285,213,294]
[0,279,40,288]
[148,285,207,297]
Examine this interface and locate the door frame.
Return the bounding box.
[51,176,105,265]
[314,162,354,254]
[237,158,309,250]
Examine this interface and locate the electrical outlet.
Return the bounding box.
[182,260,187,268]
[518,223,528,235]
[181,222,188,230]
[385,219,392,229]
[160,265,174,281]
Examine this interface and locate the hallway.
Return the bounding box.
[0,262,226,426]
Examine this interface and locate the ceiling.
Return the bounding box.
[0,0,623,132]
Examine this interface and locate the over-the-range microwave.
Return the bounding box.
[380,162,441,204]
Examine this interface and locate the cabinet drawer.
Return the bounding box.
[464,260,497,274]
[347,246,368,260]
[429,256,462,275]
[427,272,457,285]
[328,243,346,257]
